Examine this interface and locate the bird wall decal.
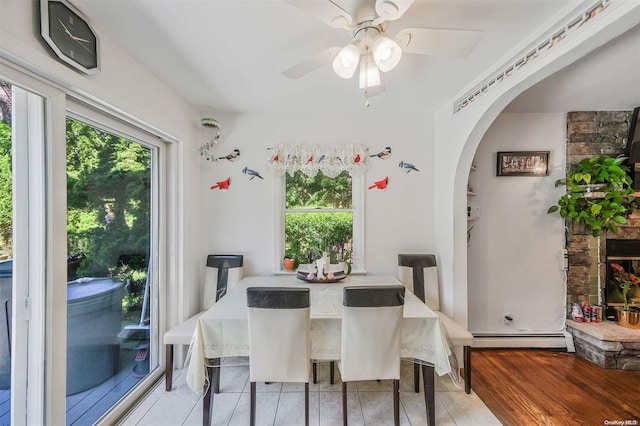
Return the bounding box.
[398,161,420,173]
[242,167,264,180]
[370,147,392,160]
[368,176,389,190]
[218,149,240,161]
[210,177,231,191]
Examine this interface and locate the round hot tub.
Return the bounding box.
[66,277,124,395]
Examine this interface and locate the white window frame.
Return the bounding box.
[274,173,365,273]
[10,82,47,426]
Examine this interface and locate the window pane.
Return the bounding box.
[285,171,354,266]
[66,118,153,424]
[285,211,352,264]
[286,170,352,209]
[0,80,12,425]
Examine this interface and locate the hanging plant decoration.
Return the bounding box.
[210,177,231,191]
[242,167,264,180]
[547,155,638,237]
[398,160,420,173]
[370,146,392,160]
[368,176,389,190]
[218,149,240,162]
[199,117,221,162]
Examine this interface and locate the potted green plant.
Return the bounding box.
[283,247,297,271]
[341,249,353,275]
[547,155,638,237]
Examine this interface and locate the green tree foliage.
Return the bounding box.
[286,170,352,208]
[0,120,11,255]
[66,118,151,312]
[285,212,352,264]
[285,171,353,264]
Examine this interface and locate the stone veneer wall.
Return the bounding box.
[565,111,634,316]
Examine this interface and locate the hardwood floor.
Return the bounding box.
[472,349,640,426]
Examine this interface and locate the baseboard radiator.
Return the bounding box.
[472,333,570,349]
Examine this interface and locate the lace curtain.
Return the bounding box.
[267,144,370,177]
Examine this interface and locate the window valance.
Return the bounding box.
[267,144,370,178]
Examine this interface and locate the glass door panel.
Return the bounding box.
[0,80,12,426]
[65,117,156,425]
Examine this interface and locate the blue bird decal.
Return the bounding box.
[398,161,420,173]
[242,167,264,180]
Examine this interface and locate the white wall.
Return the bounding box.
[198,111,436,276]
[467,113,566,334]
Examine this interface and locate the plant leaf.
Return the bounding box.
[613,215,628,224]
[547,206,559,214]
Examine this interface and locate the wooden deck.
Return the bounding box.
[0,347,145,426]
[0,387,8,426]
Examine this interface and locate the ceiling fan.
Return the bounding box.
[283,0,483,102]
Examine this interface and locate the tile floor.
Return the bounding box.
[118,359,501,426]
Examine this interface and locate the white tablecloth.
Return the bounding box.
[186,275,454,393]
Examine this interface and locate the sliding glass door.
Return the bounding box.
[1,69,164,425]
[0,80,13,426]
[65,115,159,425]
[0,76,47,426]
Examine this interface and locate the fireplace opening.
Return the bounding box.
[605,239,640,309]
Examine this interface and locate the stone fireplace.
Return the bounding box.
[565,110,636,312]
[565,110,640,371]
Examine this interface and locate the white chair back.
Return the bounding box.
[339,286,405,382]
[202,254,243,310]
[398,254,440,311]
[247,287,310,383]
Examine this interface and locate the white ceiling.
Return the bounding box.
[73,0,638,114]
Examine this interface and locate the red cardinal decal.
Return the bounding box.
[306,155,314,164]
[368,176,388,190]
[210,177,231,191]
[270,154,279,163]
[354,154,361,163]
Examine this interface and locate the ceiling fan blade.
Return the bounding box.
[375,0,415,22]
[395,28,483,58]
[282,47,342,79]
[285,0,353,29]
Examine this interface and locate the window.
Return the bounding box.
[282,171,364,271]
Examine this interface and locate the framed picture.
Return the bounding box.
[497,151,549,176]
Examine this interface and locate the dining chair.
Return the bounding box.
[247,287,311,426]
[398,253,474,394]
[163,254,243,391]
[338,285,405,426]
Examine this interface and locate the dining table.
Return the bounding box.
[185,274,457,426]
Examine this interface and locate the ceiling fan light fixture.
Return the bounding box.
[372,35,402,72]
[359,55,381,89]
[332,43,360,79]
